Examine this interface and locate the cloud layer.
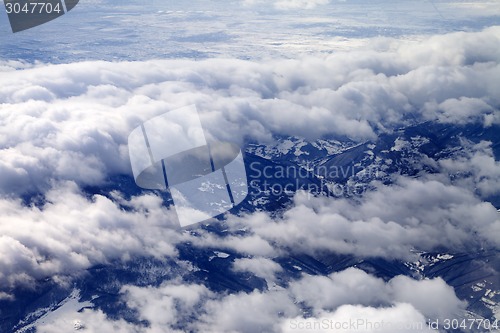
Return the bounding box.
[0,27,499,197]
[0,27,499,331]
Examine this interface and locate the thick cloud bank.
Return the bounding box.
[0,27,498,197]
[0,27,499,331]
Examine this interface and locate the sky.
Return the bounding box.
[0,0,499,332]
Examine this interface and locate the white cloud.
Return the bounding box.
[388,275,466,321]
[232,257,283,280]
[439,140,500,197]
[427,97,496,125]
[228,177,500,259]
[289,268,390,312]
[0,182,181,293]
[196,289,299,333]
[289,268,465,320]
[282,303,433,333]
[122,281,213,332]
